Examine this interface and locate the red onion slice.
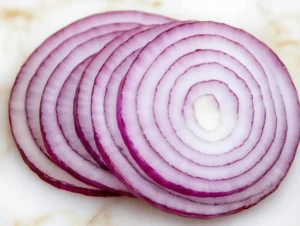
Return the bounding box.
[93,21,299,217]
[119,37,278,196]
[9,11,172,195]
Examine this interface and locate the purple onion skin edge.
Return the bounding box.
[39,110,134,197]
[8,118,118,197]
[101,62,297,218]
[73,85,108,169]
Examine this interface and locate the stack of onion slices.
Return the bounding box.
[9,11,300,218]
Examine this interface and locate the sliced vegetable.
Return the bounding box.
[92,21,300,217]
[9,10,299,218]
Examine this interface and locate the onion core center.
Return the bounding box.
[193,95,220,131]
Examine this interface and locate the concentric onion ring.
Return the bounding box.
[92,21,300,217]
[9,11,173,195]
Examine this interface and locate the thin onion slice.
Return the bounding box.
[92,21,300,217]
[9,11,173,195]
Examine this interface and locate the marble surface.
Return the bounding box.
[0,0,300,225]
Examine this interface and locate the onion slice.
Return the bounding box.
[92,21,300,217]
[9,11,173,195]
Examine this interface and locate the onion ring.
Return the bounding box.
[92,21,300,217]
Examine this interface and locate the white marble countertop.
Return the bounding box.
[0,0,300,225]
